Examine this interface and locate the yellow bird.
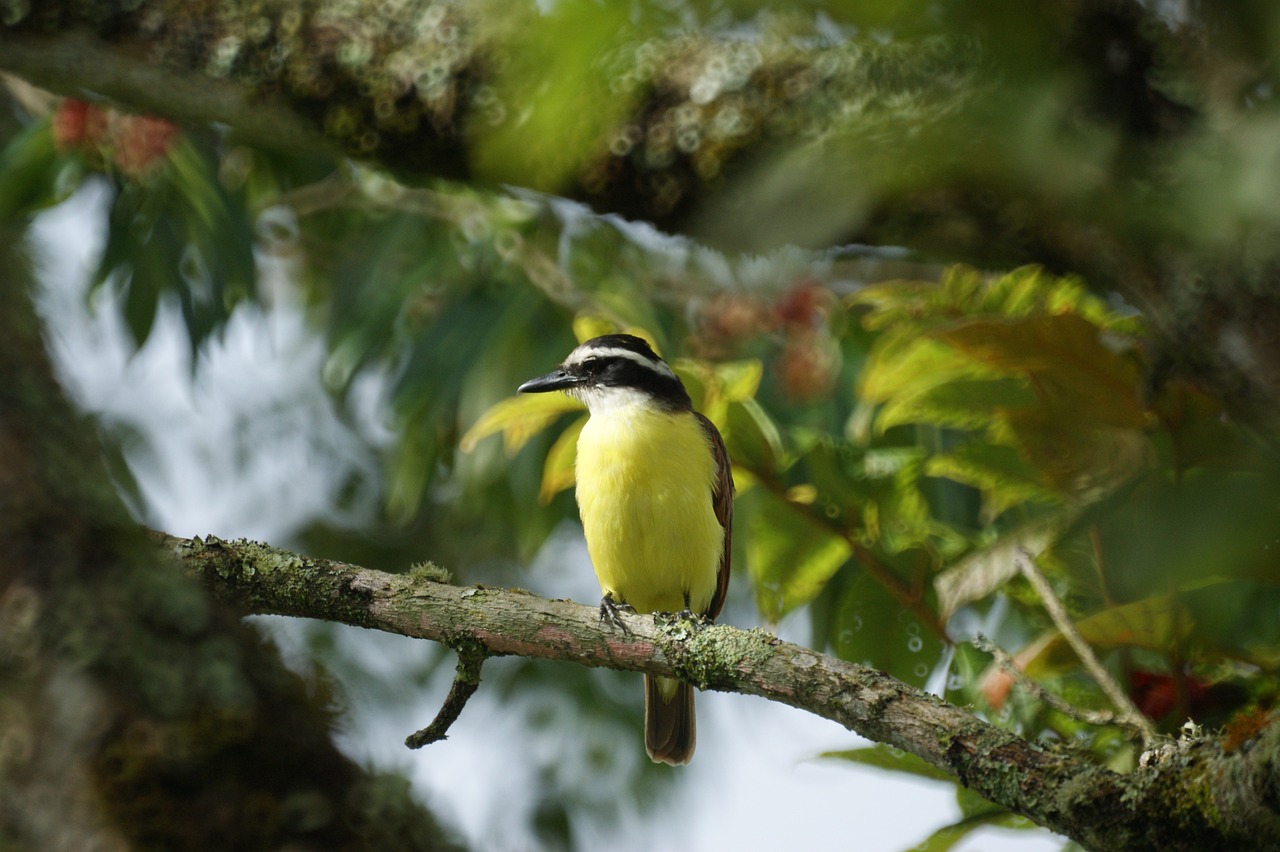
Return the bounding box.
[518,334,733,764]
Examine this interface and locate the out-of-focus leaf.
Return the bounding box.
[675,357,763,423]
[725,398,783,477]
[909,811,1034,852]
[864,448,941,553]
[1184,581,1280,669]
[856,269,1154,517]
[1023,578,1280,680]
[925,442,1061,520]
[858,333,987,411]
[939,313,1148,430]
[741,488,852,621]
[474,0,640,191]
[854,265,1138,334]
[935,519,1064,622]
[1095,470,1280,600]
[820,743,952,783]
[573,314,620,344]
[461,392,584,455]
[714,358,764,404]
[93,135,257,349]
[832,563,945,687]
[879,375,1036,433]
[1022,595,1190,680]
[0,120,82,219]
[821,742,1033,849]
[539,415,586,504]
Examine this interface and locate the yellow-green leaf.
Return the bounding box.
[460,392,583,455]
[939,313,1148,429]
[539,415,585,503]
[726,399,784,476]
[1022,595,1190,680]
[744,489,852,621]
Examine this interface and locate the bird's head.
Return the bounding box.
[517,334,692,412]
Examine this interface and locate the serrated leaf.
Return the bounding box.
[853,265,1138,334]
[460,391,584,455]
[539,415,586,503]
[858,333,987,406]
[878,377,1036,433]
[743,489,852,621]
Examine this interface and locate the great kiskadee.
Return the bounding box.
[518,334,733,765]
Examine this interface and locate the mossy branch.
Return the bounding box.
[165,531,1280,852]
[8,5,1280,423]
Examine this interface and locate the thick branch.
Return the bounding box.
[0,30,325,155]
[168,532,1280,852]
[8,7,1280,427]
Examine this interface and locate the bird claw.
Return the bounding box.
[675,607,713,630]
[599,593,635,633]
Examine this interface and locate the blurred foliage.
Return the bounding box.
[7,1,1280,848]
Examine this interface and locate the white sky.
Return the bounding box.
[31,182,1066,852]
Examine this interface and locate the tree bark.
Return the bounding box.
[4,3,1280,425]
[0,224,456,850]
[169,532,1280,852]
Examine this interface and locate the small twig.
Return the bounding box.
[1015,547,1158,747]
[972,634,1119,728]
[405,643,488,749]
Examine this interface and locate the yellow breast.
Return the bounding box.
[574,404,722,615]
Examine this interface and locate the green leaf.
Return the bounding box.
[935,519,1065,621]
[858,333,989,409]
[742,488,852,621]
[908,811,1034,852]
[924,442,1060,520]
[93,135,258,349]
[832,563,945,687]
[715,358,765,403]
[853,265,1139,334]
[725,399,784,477]
[473,0,640,191]
[0,119,82,220]
[939,313,1147,430]
[539,415,586,504]
[877,376,1036,433]
[820,743,953,783]
[1022,594,1189,680]
[461,392,584,455]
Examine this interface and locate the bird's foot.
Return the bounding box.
[674,607,713,630]
[599,593,635,634]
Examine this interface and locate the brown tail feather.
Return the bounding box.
[645,675,695,765]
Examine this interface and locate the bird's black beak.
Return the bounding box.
[517,368,580,394]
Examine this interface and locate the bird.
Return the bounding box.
[518,333,733,765]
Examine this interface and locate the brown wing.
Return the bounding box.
[696,412,733,621]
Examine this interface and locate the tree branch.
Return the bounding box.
[8,5,1280,425]
[1016,548,1159,747]
[165,531,1280,852]
[405,643,487,749]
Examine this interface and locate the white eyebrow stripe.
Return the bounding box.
[566,346,677,379]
